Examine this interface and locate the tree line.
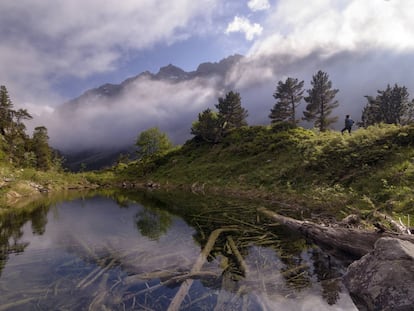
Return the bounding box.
[135,70,414,158]
[0,85,59,170]
[192,70,414,143]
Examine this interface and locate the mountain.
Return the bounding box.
[58,54,244,171]
[64,54,243,109]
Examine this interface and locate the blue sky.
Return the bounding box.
[2,0,414,150]
[0,0,269,101]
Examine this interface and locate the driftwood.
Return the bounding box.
[374,211,411,234]
[226,236,249,276]
[258,207,414,258]
[167,227,238,311]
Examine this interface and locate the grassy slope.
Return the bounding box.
[114,123,414,218]
[0,164,97,209]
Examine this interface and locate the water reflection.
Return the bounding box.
[0,200,51,278]
[135,208,172,240]
[0,189,357,310]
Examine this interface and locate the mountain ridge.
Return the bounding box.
[67,54,243,106]
[58,54,244,170]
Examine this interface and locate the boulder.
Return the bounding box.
[343,237,414,311]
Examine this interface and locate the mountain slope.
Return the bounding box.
[114,123,414,216]
[56,54,244,170]
[63,54,243,110]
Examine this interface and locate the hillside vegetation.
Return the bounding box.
[113,123,414,219]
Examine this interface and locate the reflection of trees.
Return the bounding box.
[270,226,312,291]
[30,203,49,235]
[0,213,29,277]
[0,200,51,276]
[109,189,353,308]
[107,190,174,240]
[135,208,172,240]
[310,248,343,305]
[112,193,130,208]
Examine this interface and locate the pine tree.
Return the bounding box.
[0,86,34,164]
[303,70,339,131]
[0,85,13,136]
[32,126,52,170]
[191,108,220,143]
[360,96,381,128]
[215,91,248,135]
[9,109,32,165]
[270,77,304,125]
[360,84,412,127]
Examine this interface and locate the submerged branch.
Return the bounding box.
[227,236,249,276]
[167,227,238,311]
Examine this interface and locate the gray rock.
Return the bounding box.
[343,237,414,311]
[341,214,360,227]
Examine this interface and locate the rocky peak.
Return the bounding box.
[195,54,243,77]
[65,54,244,108]
[155,64,188,80]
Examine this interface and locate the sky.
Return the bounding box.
[1,0,414,152]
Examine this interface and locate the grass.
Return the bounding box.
[3,122,414,222]
[0,164,98,209]
[107,123,414,218]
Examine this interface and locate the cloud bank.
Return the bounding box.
[45,76,222,151]
[4,0,414,153]
[0,0,219,107]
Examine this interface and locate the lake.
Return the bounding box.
[0,190,357,310]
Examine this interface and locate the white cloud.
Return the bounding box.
[0,0,220,108]
[5,0,414,152]
[248,0,271,12]
[44,76,221,151]
[250,0,414,58]
[225,16,263,41]
[221,0,414,130]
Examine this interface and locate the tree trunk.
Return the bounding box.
[258,207,414,258]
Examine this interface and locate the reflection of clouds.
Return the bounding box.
[48,198,201,273]
[238,246,357,311]
[255,291,357,311]
[2,196,359,309]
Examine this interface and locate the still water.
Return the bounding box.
[0,190,357,310]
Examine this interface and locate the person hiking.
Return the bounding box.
[341,115,354,135]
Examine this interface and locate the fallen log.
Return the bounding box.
[257,207,414,258]
[374,211,411,234]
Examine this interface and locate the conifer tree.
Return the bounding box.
[0,86,34,164]
[360,84,412,127]
[215,91,248,135]
[270,77,304,125]
[191,108,220,143]
[303,70,339,131]
[32,126,51,170]
[0,85,13,136]
[191,91,248,143]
